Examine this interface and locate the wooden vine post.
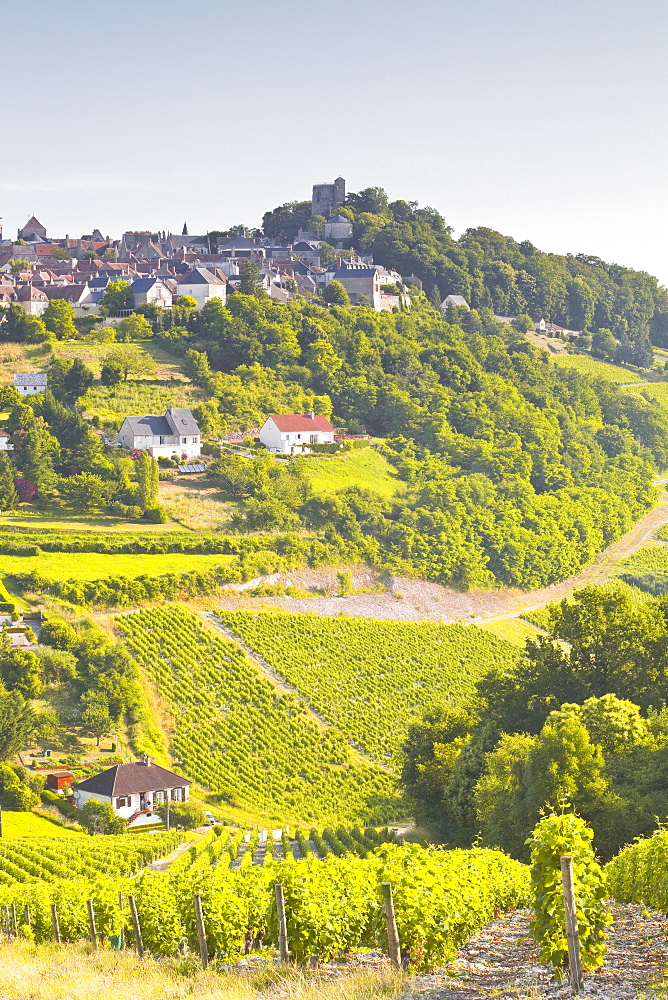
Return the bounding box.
[128,894,144,958]
[274,883,289,963]
[560,855,584,992]
[193,894,209,969]
[86,899,98,950]
[10,903,16,938]
[381,882,402,968]
[50,903,61,944]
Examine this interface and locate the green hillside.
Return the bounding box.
[303,447,401,498]
[551,354,646,384]
[117,606,398,825]
[218,611,520,761]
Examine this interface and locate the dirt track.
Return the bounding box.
[213,492,668,624]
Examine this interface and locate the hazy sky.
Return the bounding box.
[2,0,666,281]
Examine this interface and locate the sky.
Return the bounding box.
[1,0,667,281]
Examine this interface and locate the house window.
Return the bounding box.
[116,797,128,808]
[154,790,164,803]
[310,434,318,444]
[182,438,187,444]
[160,436,166,444]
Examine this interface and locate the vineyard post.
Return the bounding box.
[1,905,8,936]
[560,855,584,992]
[166,796,170,832]
[0,805,3,839]
[381,882,401,968]
[50,903,61,945]
[128,895,144,958]
[274,883,289,963]
[193,893,209,969]
[118,892,124,949]
[10,903,16,938]
[87,899,98,950]
[23,905,30,927]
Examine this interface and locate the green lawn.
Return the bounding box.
[1,551,234,584]
[303,447,402,498]
[552,354,647,384]
[1,811,82,838]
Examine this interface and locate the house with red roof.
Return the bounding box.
[260,412,335,454]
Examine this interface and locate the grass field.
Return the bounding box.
[0,511,183,532]
[82,380,204,427]
[552,354,648,384]
[303,447,402,498]
[1,811,81,838]
[0,939,404,1000]
[1,552,234,589]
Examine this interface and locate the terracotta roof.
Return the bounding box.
[75,760,191,797]
[269,413,334,432]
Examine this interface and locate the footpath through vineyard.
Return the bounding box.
[403,906,668,999]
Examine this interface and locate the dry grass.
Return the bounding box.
[0,939,404,1000]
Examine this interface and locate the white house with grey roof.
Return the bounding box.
[74,757,191,828]
[130,276,173,310]
[175,267,226,308]
[14,372,47,395]
[117,406,201,459]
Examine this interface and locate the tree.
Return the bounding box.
[103,344,156,381]
[59,472,108,512]
[49,246,72,261]
[39,617,78,650]
[156,799,204,830]
[591,328,617,359]
[0,648,42,698]
[0,763,39,810]
[100,360,123,386]
[61,357,94,401]
[513,313,535,333]
[116,313,153,341]
[346,186,390,216]
[238,260,265,298]
[323,280,350,306]
[192,398,222,436]
[80,798,126,835]
[0,691,37,760]
[136,450,159,510]
[99,280,133,316]
[80,692,113,747]
[43,299,77,340]
[10,259,30,274]
[35,646,77,685]
[0,454,18,512]
[0,303,49,343]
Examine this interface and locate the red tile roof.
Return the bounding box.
[269,414,334,432]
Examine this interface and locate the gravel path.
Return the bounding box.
[403,906,668,999]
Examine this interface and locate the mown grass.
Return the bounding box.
[552,354,648,384]
[0,511,181,533]
[0,939,405,1000]
[0,551,234,584]
[302,447,402,499]
[1,811,82,838]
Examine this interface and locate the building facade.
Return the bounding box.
[311,177,345,218]
[14,373,47,395]
[117,406,201,459]
[74,758,191,828]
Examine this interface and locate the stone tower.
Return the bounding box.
[311,177,345,218]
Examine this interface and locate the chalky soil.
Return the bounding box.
[403,906,668,1000]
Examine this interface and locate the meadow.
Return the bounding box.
[302,447,402,498]
[0,551,234,584]
[0,811,81,839]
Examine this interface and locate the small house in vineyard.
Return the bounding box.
[117,406,201,459]
[74,756,191,828]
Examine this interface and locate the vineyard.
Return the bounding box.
[217,612,520,760]
[0,832,530,971]
[0,832,179,886]
[117,607,399,824]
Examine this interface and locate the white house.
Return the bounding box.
[175,267,227,308]
[14,372,47,395]
[15,284,49,315]
[0,431,13,452]
[74,757,191,828]
[260,412,335,455]
[117,406,201,459]
[130,276,173,310]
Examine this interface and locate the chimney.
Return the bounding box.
[142,754,151,766]
[309,411,315,419]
